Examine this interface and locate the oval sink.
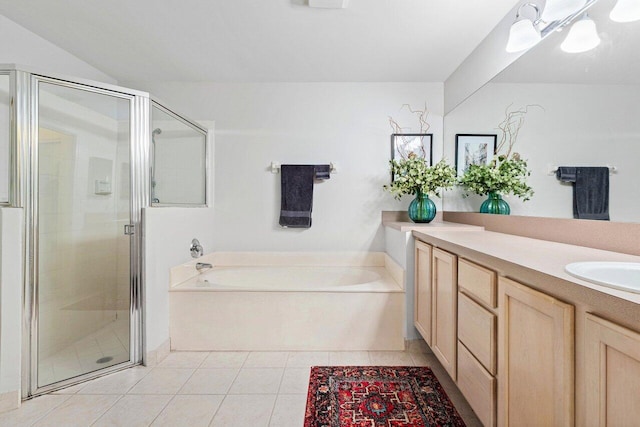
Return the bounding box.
[565,262,640,294]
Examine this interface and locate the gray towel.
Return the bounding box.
[574,167,609,220]
[279,165,316,228]
[556,166,610,220]
[573,167,609,221]
[556,167,577,182]
[314,164,331,180]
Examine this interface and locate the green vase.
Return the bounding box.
[408,191,436,223]
[480,191,510,215]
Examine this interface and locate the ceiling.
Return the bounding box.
[0,0,519,83]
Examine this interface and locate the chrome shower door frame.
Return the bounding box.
[19,70,149,398]
[149,99,209,207]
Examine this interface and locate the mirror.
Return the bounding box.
[444,0,640,223]
[151,102,207,206]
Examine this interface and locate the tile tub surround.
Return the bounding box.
[0,347,481,426]
[169,252,406,351]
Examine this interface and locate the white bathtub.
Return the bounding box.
[169,252,406,351]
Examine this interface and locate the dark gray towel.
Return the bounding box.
[314,164,331,180]
[556,167,577,182]
[279,165,316,228]
[574,167,609,221]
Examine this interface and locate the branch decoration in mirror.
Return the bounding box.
[458,105,542,214]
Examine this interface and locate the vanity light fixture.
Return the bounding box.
[541,0,587,22]
[561,13,601,52]
[506,3,543,53]
[610,0,640,22]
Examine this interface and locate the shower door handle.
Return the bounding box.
[124,224,135,235]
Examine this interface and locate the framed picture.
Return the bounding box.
[455,134,497,176]
[391,133,433,165]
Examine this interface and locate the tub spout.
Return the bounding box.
[196,262,213,272]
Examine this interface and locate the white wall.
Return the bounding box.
[0,208,23,410]
[444,1,528,113]
[144,207,214,354]
[444,82,640,222]
[0,14,115,84]
[124,82,444,252]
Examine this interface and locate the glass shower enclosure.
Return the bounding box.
[1,64,207,398]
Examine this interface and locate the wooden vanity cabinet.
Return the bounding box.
[414,235,640,427]
[414,241,433,345]
[431,248,458,380]
[498,277,574,427]
[584,313,640,426]
[457,259,498,427]
[413,243,458,380]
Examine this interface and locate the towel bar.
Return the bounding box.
[271,162,337,174]
[548,164,617,176]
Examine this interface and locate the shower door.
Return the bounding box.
[28,76,142,394]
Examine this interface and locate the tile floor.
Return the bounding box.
[1,342,481,426]
[39,313,130,386]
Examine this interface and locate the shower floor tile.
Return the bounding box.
[38,313,130,387]
[6,342,483,426]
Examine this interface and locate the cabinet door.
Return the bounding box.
[414,241,433,345]
[585,313,640,426]
[498,277,574,427]
[432,248,457,380]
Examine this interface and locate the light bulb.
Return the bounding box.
[561,15,601,53]
[506,19,542,53]
[542,0,587,22]
[610,0,640,22]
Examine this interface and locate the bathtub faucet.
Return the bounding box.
[196,262,213,272]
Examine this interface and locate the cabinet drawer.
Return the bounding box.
[458,258,496,308]
[458,292,496,374]
[458,341,496,427]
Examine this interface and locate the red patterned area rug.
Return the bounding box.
[304,366,466,427]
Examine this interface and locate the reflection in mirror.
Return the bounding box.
[444,0,640,223]
[151,103,207,206]
[0,74,9,203]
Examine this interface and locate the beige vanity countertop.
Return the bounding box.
[413,229,640,305]
[383,220,484,232]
